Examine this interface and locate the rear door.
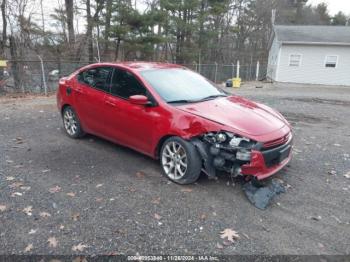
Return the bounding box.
[74,66,113,136]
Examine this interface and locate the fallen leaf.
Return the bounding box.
[96,184,103,188]
[242,233,250,239]
[310,215,322,221]
[9,182,24,188]
[136,171,146,179]
[72,212,80,221]
[151,197,160,204]
[49,185,61,193]
[11,192,23,197]
[200,213,207,220]
[42,169,51,173]
[328,170,337,176]
[95,197,103,202]
[59,224,65,230]
[0,205,7,212]
[15,137,24,144]
[72,243,88,252]
[216,242,224,249]
[20,186,31,191]
[154,213,162,220]
[40,211,51,218]
[318,242,325,249]
[220,228,240,243]
[28,229,37,234]
[181,187,193,193]
[6,176,15,181]
[128,187,136,192]
[344,172,350,179]
[23,206,33,216]
[48,237,58,248]
[66,192,76,197]
[24,244,33,252]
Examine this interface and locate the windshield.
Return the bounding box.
[140,68,226,103]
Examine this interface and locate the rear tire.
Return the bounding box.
[160,137,202,185]
[62,106,84,138]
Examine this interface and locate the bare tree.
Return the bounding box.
[65,0,75,44]
[0,0,6,57]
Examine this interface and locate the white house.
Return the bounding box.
[267,25,350,86]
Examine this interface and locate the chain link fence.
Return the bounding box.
[0,60,267,95]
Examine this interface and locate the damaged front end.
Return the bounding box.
[192,131,256,178]
[191,131,292,180]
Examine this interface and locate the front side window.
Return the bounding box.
[289,54,302,67]
[110,69,147,99]
[325,55,338,68]
[77,67,113,92]
[140,68,225,103]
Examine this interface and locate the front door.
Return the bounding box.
[103,68,159,155]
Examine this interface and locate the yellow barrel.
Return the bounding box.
[233,77,241,88]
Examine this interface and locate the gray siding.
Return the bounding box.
[277,44,350,86]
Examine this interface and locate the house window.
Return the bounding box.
[325,55,338,68]
[289,54,302,67]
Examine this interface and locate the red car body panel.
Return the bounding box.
[57,62,292,180]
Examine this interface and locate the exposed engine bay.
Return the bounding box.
[191,131,258,178]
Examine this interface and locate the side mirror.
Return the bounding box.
[129,95,150,106]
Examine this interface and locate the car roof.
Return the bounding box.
[87,62,184,72]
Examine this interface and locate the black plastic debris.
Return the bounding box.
[243,178,286,210]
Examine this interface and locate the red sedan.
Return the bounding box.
[57,62,292,184]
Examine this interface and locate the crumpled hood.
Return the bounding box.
[177,96,286,136]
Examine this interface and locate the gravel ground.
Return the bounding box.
[0,83,350,256]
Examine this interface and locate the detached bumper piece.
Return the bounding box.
[241,138,293,180]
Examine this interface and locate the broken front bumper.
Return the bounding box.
[241,138,293,180]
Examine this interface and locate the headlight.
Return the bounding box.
[203,131,255,150]
[229,136,250,147]
[236,150,251,161]
[216,133,227,143]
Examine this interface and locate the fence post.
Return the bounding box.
[214,62,218,83]
[37,55,48,96]
[231,63,234,78]
[236,60,240,78]
[194,62,197,72]
[256,61,260,81]
[95,35,101,62]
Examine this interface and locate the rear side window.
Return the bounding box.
[77,67,113,92]
[110,69,147,99]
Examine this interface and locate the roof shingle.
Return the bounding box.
[274,25,350,45]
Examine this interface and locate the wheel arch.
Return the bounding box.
[61,104,71,116]
[155,134,177,159]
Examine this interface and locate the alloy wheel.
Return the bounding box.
[63,108,78,136]
[161,141,188,180]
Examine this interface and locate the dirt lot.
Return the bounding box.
[0,83,349,255]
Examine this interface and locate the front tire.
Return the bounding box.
[62,106,84,138]
[160,137,202,185]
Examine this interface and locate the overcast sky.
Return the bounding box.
[5,0,350,34]
[308,0,350,15]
